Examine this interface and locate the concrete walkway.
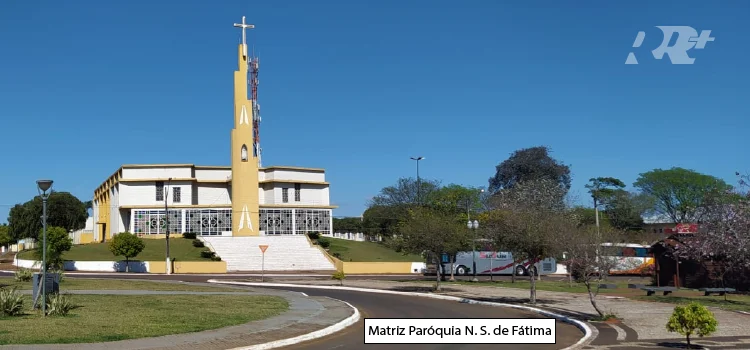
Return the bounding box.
[255,279,750,347]
[1,283,354,350]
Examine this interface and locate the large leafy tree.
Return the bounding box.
[0,224,10,247]
[332,217,363,233]
[604,191,651,231]
[399,206,468,291]
[484,179,572,304]
[7,191,88,242]
[585,177,626,208]
[488,146,571,195]
[633,167,733,223]
[368,177,441,207]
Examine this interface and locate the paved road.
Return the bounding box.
[246,286,583,350]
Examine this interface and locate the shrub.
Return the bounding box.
[14,268,32,282]
[183,232,197,239]
[211,255,222,261]
[318,238,331,249]
[51,269,65,283]
[192,239,204,248]
[332,271,346,286]
[46,293,74,316]
[108,232,145,272]
[0,286,25,316]
[666,302,718,348]
[34,226,72,270]
[332,252,342,260]
[307,232,320,240]
[200,250,215,259]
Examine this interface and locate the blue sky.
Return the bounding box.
[0,0,748,222]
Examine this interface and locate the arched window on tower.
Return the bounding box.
[241,144,248,162]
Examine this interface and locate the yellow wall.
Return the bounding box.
[145,261,226,273]
[148,261,167,274]
[341,262,414,274]
[80,233,95,244]
[231,44,260,237]
[173,261,227,274]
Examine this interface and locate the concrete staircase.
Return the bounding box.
[200,236,336,272]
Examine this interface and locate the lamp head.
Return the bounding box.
[37,180,53,193]
[410,156,424,161]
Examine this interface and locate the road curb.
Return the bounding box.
[226,297,360,350]
[209,280,595,350]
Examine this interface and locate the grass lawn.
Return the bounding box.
[633,293,750,313]
[0,294,288,344]
[16,237,210,261]
[415,279,638,294]
[325,237,422,262]
[0,277,244,292]
[412,278,750,312]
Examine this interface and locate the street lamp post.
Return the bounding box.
[36,179,53,316]
[466,189,484,282]
[467,219,479,282]
[410,157,424,204]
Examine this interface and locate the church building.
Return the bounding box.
[91,17,335,242]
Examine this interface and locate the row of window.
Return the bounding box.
[155,181,181,203]
[155,182,300,204]
[132,208,331,235]
[281,184,302,203]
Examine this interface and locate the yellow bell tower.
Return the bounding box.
[231,16,260,236]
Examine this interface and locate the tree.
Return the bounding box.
[7,191,88,241]
[559,225,620,318]
[633,168,733,223]
[33,226,73,270]
[362,204,409,237]
[399,206,467,292]
[604,191,651,231]
[667,174,750,296]
[488,146,571,194]
[428,184,485,217]
[585,177,626,207]
[108,232,145,272]
[368,177,441,207]
[484,179,570,304]
[666,302,718,349]
[332,217,363,233]
[0,224,10,247]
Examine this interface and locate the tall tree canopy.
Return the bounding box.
[633,167,733,223]
[488,146,571,194]
[368,177,441,207]
[7,191,88,242]
[585,177,626,207]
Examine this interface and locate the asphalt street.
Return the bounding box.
[229,285,582,350]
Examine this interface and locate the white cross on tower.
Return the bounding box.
[233,16,255,58]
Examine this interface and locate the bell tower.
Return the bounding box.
[231,16,260,236]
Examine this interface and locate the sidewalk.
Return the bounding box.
[0,284,355,350]
[255,279,750,348]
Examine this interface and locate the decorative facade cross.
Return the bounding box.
[233,16,255,57]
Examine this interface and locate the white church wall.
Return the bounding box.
[263,169,325,182]
[196,183,231,205]
[119,181,193,206]
[195,168,231,181]
[121,166,192,179]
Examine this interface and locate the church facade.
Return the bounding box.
[91,17,335,241]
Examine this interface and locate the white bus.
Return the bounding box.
[600,243,654,275]
[428,251,558,276]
